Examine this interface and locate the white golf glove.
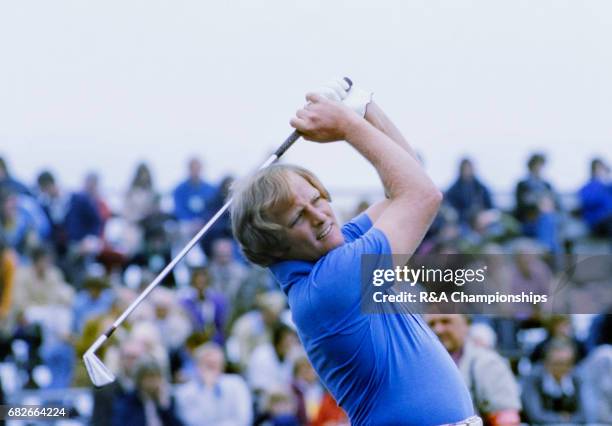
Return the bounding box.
[315,77,372,117]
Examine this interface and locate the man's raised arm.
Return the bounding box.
[290,93,442,256]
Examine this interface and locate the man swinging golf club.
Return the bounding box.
[230,79,480,426]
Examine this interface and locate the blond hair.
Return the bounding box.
[230,164,330,266]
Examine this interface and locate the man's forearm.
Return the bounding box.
[364,102,419,162]
[343,115,437,201]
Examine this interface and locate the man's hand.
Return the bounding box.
[314,78,372,117]
[290,93,362,143]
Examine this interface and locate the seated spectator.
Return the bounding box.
[0,235,17,327]
[530,315,587,365]
[63,173,106,284]
[115,163,161,258]
[130,224,176,288]
[257,390,301,426]
[175,342,252,426]
[229,291,287,368]
[72,275,114,333]
[201,175,235,257]
[247,323,301,396]
[123,162,160,224]
[208,238,248,311]
[0,156,30,195]
[522,339,587,424]
[172,157,217,229]
[0,188,49,256]
[12,246,74,312]
[130,321,171,377]
[514,153,563,254]
[150,287,192,352]
[64,172,105,244]
[179,267,227,344]
[291,356,324,425]
[232,265,276,322]
[445,157,494,225]
[579,157,612,237]
[508,239,553,320]
[580,344,612,423]
[91,339,147,426]
[587,307,612,349]
[36,170,70,256]
[426,314,521,425]
[112,356,183,426]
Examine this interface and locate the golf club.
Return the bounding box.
[83,77,353,386]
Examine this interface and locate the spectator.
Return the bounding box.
[91,339,147,426]
[291,356,323,425]
[201,174,235,257]
[579,157,612,238]
[150,287,192,352]
[64,173,104,244]
[229,291,287,368]
[247,323,301,395]
[74,288,137,386]
[445,157,494,225]
[508,239,553,319]
[530,315,587,365]
[172,157,217,224]
[232,264,275,324]
[580,344,612,423]
[179,267,227,344]
[0,188,48,256]
[175,342,252,426]
[426,314,521,425]
[208,238,248,310]
[257,390,301,426]
[0,235,17,326]
[514,153,563,254]
[522,339,587,424]
[112,356,183,426]
[123,162,160,224]
[35,170,70,256]
[0,156,30,195]
[587,308,612,349]
[130,224,175,288]
[72,275,114,333]
[12,246,74,313]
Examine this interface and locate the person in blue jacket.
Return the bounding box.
[579,157,612,237]
[445,158,494,225]
[172,157,218,223]
[230,80,478,426]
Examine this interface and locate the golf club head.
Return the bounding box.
[83,351,115,387]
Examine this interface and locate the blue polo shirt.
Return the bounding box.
[270,214,473,426]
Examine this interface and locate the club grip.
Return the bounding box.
[273,77,353,159]
[273,131,300,158]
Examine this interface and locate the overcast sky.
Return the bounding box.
[1,0,610,203]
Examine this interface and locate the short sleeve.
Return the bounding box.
[341,213,373,244]
[300,227,392,331]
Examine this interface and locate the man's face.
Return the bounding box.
[197,348,224,379]
[425,314,468,354]
[188,159,202,181]
[545,347,574,381]
[269,173,344,262]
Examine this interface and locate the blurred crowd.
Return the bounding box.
[0,152,611,425]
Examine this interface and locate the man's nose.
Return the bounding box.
[305,205,326,224]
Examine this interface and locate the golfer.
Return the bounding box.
[231,80,479,425]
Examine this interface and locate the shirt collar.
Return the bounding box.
[269,259,314,294]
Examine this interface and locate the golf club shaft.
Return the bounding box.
[100,130,301,341]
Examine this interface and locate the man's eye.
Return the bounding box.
[290,214,302,227]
